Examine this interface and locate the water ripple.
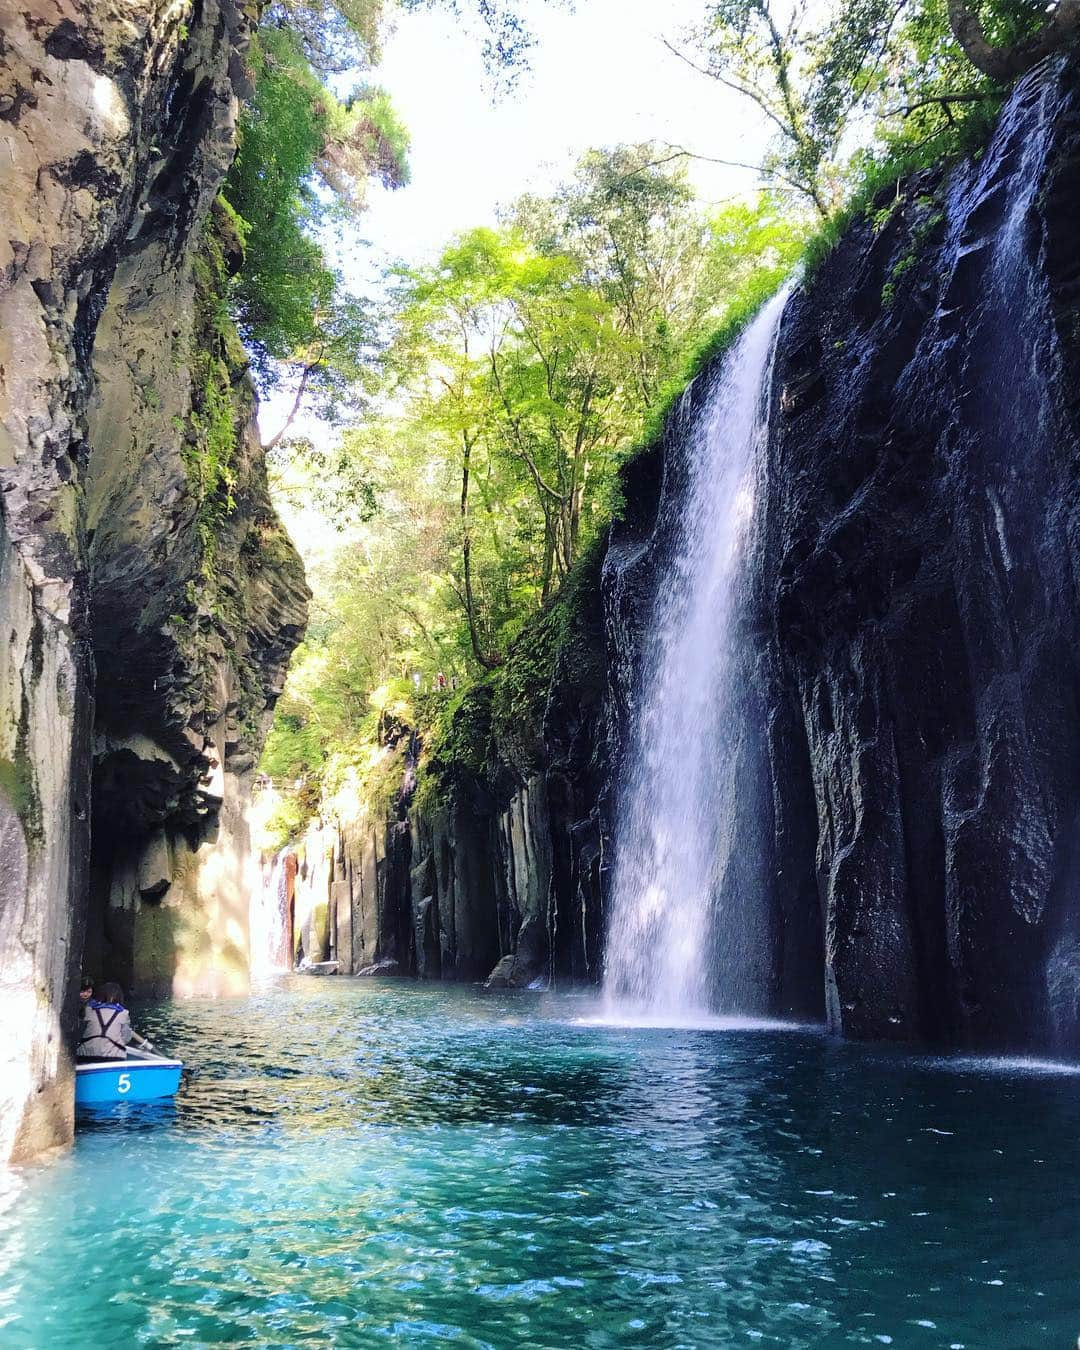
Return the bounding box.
[1,979,1079,1347]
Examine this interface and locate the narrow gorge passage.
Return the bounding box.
[3,1,1080,1344]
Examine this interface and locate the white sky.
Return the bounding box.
[337,0,770,274]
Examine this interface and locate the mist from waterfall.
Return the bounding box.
[603,287,790,1024]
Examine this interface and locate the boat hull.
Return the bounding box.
[75,1059,183,1105]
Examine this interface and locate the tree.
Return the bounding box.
[377,152,801,669]
[387,229,523,666]
[258,150,808,827]
[224,20,408,427]
[946,0,1079,79]
[666,0,913,216]
[665,0,1078,219]
[226,1,549,442]
[512,146,713,408]
[266,0,387,74]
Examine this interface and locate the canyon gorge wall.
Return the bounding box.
[283,57,1080,1059]
[754,58,1080,1049]
[3,5,1077,1168]
[0,2,306,1161]
[610,55,1080,1051]
[266,558,608,990]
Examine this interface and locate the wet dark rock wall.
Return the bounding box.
[601,55,1080,1050]
[290,551,610,991]
[414,549,611,990]
[757,58,1080,1050]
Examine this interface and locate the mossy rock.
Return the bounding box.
[0,753,42,847]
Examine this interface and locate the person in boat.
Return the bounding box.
[78,975,94,1007]
[77,982,152,1062]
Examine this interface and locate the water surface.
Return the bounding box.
[1,979,1077,1347]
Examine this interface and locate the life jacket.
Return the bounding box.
[77,1000,129,1060]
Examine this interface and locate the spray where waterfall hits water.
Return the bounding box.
[603,286,791,1025]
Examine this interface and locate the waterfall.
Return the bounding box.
[250,848,293,976]
[603,286,790,1023]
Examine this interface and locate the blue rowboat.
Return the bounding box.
[75,1057,183,1105]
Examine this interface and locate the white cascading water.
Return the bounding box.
[603,286,790,1023]
[250,847,292,977]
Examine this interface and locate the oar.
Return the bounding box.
[124,1043,163,1061]
[131,1039,198,1081]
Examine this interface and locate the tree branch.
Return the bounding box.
[659,36,794,142]
[487,348,564,503]
[263,346,325,453]
[649,143,827,212]
[887,91,996,119]
[947,0,1080,81]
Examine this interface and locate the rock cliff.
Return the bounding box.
[606,54,1080,1050]
[289,58,1080,1060]
[757,57,1080,1049]
[272,552,608,989]
[0,2,306,1160]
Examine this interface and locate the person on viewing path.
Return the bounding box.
[77,982,152,1061]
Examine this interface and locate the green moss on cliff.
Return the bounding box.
[421,684,494,802]
[0,753,42,847]
[802,102,1000,281]
[416,532,607,807]
[184,216,246,574]
[492,532,605,754]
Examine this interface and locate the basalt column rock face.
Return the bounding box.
[0,3,307,1160]
[756,56,1080,1049]
[84,232,309,999]
[593,57,1080,1048]
[423,551,610,991]
[277,553,610,992]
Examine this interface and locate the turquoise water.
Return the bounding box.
[1,979,1078,1348]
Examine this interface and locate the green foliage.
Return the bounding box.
[266,0,386,74]
[375,150,779,671]
[255,0,1054,850]
[636,199,810,454]
[413,528,606,807]
[799,91,998,279]
[184,223,242,571]
[259,147,798,834]
[490,528,605,756]
[267,433,378,522]
[256,789,311,854]
[672,0,1044,219]
[226,0,545,412]
[223,22,405,404]
[226,26,330,360]
[260,693,328,785]
[422,684,494,801]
